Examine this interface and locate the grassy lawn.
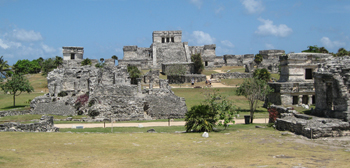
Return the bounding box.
[0,92,44,111]
[0,125,348,167]
[201,69,218,76]
[172,88,268,119]
[220,78,245,86]
[271,73,280,81]
[217,66,246,73]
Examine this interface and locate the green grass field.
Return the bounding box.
[0,125,348,167]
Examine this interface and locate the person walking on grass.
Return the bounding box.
[191,78,195,86]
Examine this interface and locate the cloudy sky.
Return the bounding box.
[0,0,349,65]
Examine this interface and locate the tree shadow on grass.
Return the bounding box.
[1,105,27,110]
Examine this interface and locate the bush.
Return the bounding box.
[88,110,100,118]
[253,68,271,82]
[185,105,216,132]
[58,91,68,97]
[191,53,204,74]
[81,58,92,66]
[254,54,263,65]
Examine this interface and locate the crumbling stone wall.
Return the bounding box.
[143,70,160,84]
[0,110,30,117]
[314,56,350,121]
[161,62,194,75]
[210,72,252,80]
[0,116,59,132]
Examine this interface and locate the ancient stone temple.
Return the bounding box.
[30,52,187,120]
[268,53,333,106]
[119,30,218,69]
[62,47,84,60]
[313,56,350,121]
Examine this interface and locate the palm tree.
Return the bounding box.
[111,55,118,60]
[0,56,10,78]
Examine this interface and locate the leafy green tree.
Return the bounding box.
[337,48,349,56]
[0,73,34,107]
[36,57,44,68]
[13,59,41,74]
[185,89,236,132]
[127,66,141,84]
[0,56,10,79]
[302,45,320,53]
[253,68,271,82]
[319,47,329,53]
[81,58,92,66]
[111,55,118,60]
[254,54,263,65]
[54,56,63,67]
[236,78,274,123]
[191,53,204,74]
[41,58,56,76]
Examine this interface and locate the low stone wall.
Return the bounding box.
[0,110,31,117]
[0,116,59,132]
[272,105,350,139]
[167,74,206,84]
[210,72,252,80]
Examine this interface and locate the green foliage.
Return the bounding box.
[336,48,349,56]
[0,56,10,79]
[0,73,34,107]
[81,58,92,66]
[111,55,118,60]
[24,99,32,104]
[236,78,274,123]
[191,53,204,74]
[165,64,187,76]
[127,66,141,84]
[302,45,329,54]
[95,62,105,68]
[185,105,216,132]
[254,54,263,64]
[41,58,56,76]
[13,59,41,74]
[53,56,63,67]
[253,68,271,82]
[185,89,236,132]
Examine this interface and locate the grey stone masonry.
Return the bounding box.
[271,105,350,139]
[63,47,84,61]
[167,74,206,84]
[0,116,59,132]
[0,110,30,117]
[210,72,252,80]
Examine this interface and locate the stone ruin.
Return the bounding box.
[0,116,59,132]
[274,56,350,138]
[30,49,187,121]
[119,30,218,69]
[268,53,333,106]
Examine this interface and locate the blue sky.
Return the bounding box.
[0,0,349,65]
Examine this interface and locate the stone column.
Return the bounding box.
[149,78,153,94]
[137,78,142,93]
[298,95,303,105]
[308,95,313,105]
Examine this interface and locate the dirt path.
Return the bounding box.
[55,118,268,128]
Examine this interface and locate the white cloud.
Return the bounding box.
[241,0,264,14]
[221,40,235,48]
[265,43,275,49]
[190,0,202,9]
[11,29,43,42]
[320,37,345,49]
[255,18,293,37]
[115,48,123,53]
[191,31,215,45]
[41,43,56,53]
[0,38,21,49]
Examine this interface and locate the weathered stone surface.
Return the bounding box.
[167,74,206,84]
[0,110,30,117]
[0,116,59,132]
[210,72,252,80]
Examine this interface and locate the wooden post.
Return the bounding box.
[104,122,105,128]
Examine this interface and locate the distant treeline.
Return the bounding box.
[10,56,63,76]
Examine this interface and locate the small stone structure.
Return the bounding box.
[271,105,350,139]
[268,53,333,106]
[62,47,84,60]
[167,74,206,84]
[0,116,59,132]
[120,30,217,69]
[31,49,187,120]
[224,54,254,66]
[210,72,252,80]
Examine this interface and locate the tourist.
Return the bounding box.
[191,78,194,86]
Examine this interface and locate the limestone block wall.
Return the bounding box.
[143,70,160,84]
[0,116,59,132]
[0,110,30,117]
[224,55,243,66]
[154,43,188,65]
[152,30,182,43]
[210,72,252,80]
[213,56,225,67]
[161,62,194,75]
[167,74,206,84]
[63,47,84,60]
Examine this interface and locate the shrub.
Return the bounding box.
[253,68,271,82]
[88,110,100,118]
[81,58,92,66]
[191,53,204,74]
[74,93,89,109]
[268,107,279,123]
[185,105,216,132]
